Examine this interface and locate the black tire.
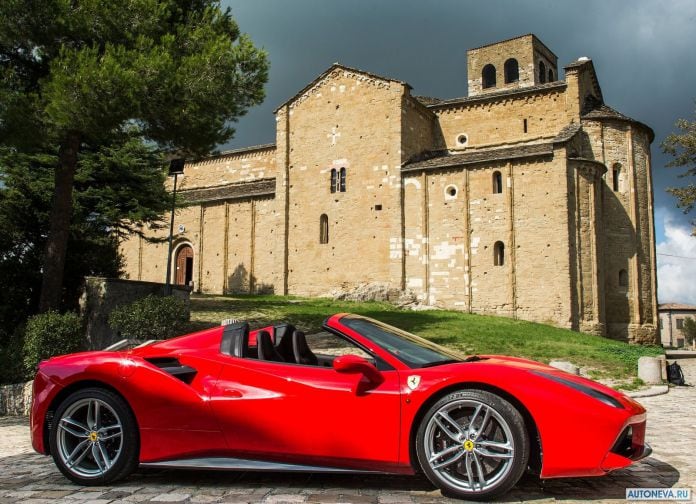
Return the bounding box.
[415,389,529,501]
[49,387,139,485]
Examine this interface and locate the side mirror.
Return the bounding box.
[333,354,384,394]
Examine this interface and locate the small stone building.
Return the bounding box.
[120,34,658,344]
[658,303,696,348]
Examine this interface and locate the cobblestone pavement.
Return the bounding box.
[1,360,694,504]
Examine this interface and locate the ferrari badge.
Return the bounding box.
[407,375,421,390]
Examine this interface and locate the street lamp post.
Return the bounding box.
[164,158,185,295]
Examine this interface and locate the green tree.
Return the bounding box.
[0,134,171,383]
[0,132,170,306]
[662,107,696,233]
[683,317,696,347]
[0,0,268,311]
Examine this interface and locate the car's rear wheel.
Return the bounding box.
[415,389,529,501]
[49,387,138,485]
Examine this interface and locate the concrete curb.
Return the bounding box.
[626,384,669,398]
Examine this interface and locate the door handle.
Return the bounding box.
[222,388,242,398]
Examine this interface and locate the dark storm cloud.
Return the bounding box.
[221,0,696,294]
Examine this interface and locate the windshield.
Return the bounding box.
[340,315,465,368]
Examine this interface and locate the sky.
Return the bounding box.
[221,0,696,305]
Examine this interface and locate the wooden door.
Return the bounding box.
[175,245,193,285]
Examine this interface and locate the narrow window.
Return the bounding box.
[482,64,496,89]
[539,61,546,84]
[504,58,519,84]
[319,214,329,244]
[676,318,684,330]
[612,163,621,192]
[494,241,505,266]
[492,171,503,194]
[339,167,346,192]
[523,118,528,133]
[548,68,554,82]
[619,269,628,287]
[330,168,337,193]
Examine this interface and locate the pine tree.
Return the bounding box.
[662,106,696,234]
[0,0,269,311]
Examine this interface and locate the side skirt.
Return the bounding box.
[140,457,389,474]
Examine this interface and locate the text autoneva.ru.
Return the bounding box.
[626,488,691,501]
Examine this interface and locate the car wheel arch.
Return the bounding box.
[408,381,542,475]
[43,380,139,456]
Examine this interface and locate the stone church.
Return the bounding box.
[120,34,658,343]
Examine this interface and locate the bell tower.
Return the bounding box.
[467,34,558,96]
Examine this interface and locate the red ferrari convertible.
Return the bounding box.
[31,313,650,500]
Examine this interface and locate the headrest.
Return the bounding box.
[220,322,249,357]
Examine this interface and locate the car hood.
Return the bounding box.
[437,354,643,410]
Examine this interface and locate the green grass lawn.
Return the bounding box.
[187,294,663,384]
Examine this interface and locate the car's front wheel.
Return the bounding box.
[49,387,138,485]
[415,389,529,501]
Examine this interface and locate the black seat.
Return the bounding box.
[257,330,285,362]
[220,322,249,357]
[274,324,296,362]
[292,330,318,366]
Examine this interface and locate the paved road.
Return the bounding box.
[1,361,694,504]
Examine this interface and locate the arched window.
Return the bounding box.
[612,163,621,192]
[319,214,329,244]
[482,64,496,89]
[619,269,628,288]
[494,241,505,266]
[548,68,554,82]
[339,167,346,192]
[539,61,546,84]
[504,58,519,84]
[330,169,337,193]
[492,171,503,194]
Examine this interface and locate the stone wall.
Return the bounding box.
[467,34,558,96]
[174,145,277,191]
[432,85,571,151]
[403,151,575,328]
[284,67,405,296]
[0,381,32,416]
[80,277,191,350]
[117,37,658,344]
[583,117,658,343]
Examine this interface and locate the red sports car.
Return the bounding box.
[31,313,650,500]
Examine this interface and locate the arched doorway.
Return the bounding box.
[175,245,194,286]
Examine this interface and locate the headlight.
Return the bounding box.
[531,371,624,409]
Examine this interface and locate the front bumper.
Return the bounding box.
[601,420,651,472]
[631,442,652,461]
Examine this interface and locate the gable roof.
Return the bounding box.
[403,122,583,173]
[659,303,696,312]
[467,33,558,61]
[423,81,567,110]
[179,178,275,204]
[581,103,655,142]
[564,58,604,105]
[402,143,554,173]
[273,63,410,113]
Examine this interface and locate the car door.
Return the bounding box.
[209,334,402,471]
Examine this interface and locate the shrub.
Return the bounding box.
[683,317,696,347]
[23,311,84,374]
[1,326,28,384]
[108,294,188,340]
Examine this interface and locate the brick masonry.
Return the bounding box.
[119,35,658,343]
